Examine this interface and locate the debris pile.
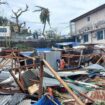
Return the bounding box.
[0,44,105,105]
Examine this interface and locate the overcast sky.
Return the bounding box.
[1,0,105,34]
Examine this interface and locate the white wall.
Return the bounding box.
[75,8,105,32]
[0,26,11,37]
[72,8,105,44]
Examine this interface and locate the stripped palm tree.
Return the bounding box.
[33,6,51,37]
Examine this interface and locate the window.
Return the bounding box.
[77,36,81,42]
[87,16,90,21]
[0,28,7,32]
[96,30,103,40]
[83,34,88,43]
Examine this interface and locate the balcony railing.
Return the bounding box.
[71,20,105,36]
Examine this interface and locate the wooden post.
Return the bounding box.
[96,56,103,64]
[43,59,85,105]
[78,50,83,66]
[38,61,44,98]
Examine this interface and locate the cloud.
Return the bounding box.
[1,0,105,34]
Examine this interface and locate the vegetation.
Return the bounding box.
[12,5,28,33]
[33,30,41,39]
[0,0,8,25]
[15,43,33,51]
[0,16,8,25]
[34,6,51,36]
[45,29,61,40]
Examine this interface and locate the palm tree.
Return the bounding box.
[34,6,51,37]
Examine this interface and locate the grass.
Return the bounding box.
[15,43,33,51]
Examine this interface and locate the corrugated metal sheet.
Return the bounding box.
[0,93,26,105]
[85,90,105,103]
[45,51,61,70]
[0,95,12,105]
[18,99,31,105]
[22,69,39,88]
[0,71,10,82]
[9,93,26,105]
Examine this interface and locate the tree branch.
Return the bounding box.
[18,4,28,17]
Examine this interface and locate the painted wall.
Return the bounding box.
[75,8,105,33]
[72,8,105,44]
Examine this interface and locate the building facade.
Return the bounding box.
[70,4,105,44]
[0,26,11,37]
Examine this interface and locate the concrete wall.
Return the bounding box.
[75,8,105,33]
[72,8,105,44]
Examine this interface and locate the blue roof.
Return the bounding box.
[35,48,51,53]
[33,95,61,105]
[56,42,79,46]
[20,51,33,57]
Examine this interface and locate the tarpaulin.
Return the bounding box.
[32,95,61,105]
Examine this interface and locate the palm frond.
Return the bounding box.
[35,6,46,10]
[33,9,41,12]
[34,6,51,35]
[46,16,51,27]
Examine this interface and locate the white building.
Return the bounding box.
[0,26,11,37]
[70,4,105,44]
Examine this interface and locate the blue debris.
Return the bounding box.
[32,95,61,105]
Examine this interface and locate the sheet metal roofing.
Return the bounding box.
[20,51,33,57]
[55,42,79,46]
[0,93,25,105]
[35,48,51,53]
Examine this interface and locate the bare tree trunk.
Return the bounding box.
[16,17,19,32]
[42,22,46,37]
[12,5,28,33]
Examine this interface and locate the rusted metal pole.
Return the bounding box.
[9,69,25,92]
[18,68,25,86]
[38,61,44,98]
[43,59,85,105]
[79,92,94,103]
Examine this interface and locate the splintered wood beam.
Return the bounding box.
[96,56,103,63]
[43,59,85,105]
[38,61,44,98]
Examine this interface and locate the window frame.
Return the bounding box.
[83,34,88,43]
[87,16,90,22]
[96,30,104,40]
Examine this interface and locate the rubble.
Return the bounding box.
[0,44,105,105]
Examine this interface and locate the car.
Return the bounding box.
[25,35,34,40]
